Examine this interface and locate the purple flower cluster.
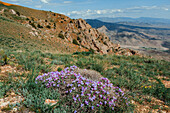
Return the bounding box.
[35,65,129,111]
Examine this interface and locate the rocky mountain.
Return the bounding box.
[86,19,170,50]
[0,1,138,56]
[86,19,170,61]
[97,25,168,50]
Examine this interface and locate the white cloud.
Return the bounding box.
[162,8,169,11]
[66,5,170,19]
[41,0,49,4]
[164,8,169,11]
[96,10,101,14]
[63,1,72,4]
[67,9,124,17]
[87,9,91,13]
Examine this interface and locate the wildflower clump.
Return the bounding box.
[35,66,129,112]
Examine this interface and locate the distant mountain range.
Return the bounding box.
[86,18,170,60]
[97,17,170,27]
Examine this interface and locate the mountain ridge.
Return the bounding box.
[0,1,138,56]
[97,17,170,27]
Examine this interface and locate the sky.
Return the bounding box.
[1,0,170,19]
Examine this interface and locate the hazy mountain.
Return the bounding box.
[86,19,170,60]
[97,17,170,28]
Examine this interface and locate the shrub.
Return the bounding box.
[73,39,79,45]
[89,48,95,54]
[70,20,73,23]
[58,33,64,39]
[54,23,56,29]
[30,23,36,28]
[35,66,130,112]
[77,37,81,40]
[37,24,43,28]
[0,49,9,66]
[73,51,93,56]
[46,25,51,29]
[57,67,62,72]
[16,11,20,16]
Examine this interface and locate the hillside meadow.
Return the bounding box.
[0,36,169,112]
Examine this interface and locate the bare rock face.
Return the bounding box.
[0,9,4,14]
[9,9,16,15]
[68,18,121,54]
[76,18,91,30]
[61,18,137,55]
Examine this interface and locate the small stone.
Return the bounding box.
[13,107,17,112]
[44,99,58,106]
[11,92,15,96]
[131,100,135,104]
[0,101,10,108]
[0,99,4,102]
[161,111,166,113]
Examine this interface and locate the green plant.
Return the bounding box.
[73,51,93,56]
[51,60,64,65]
[73,39,79,45]
[16,11,20,16]
[46,25,51,29]
[36,66,130,112]
[90,63,104,73]
[89,48,95,54]
[30,23,36,28]
[22,87,64,112]
[37,24,43,28]
[57,67,62,72]
[0,49,9,66]
[77,36,81,40]
[58,33,64,39]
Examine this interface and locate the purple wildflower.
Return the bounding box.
[81,103,84,107]
[100,101,103,105]
[99,95,102,98]
[85,101,89,105]
[57,84,60,87]
[73,97,77,102]
[91,106,94,110]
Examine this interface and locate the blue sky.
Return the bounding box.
[2,0,170,19]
